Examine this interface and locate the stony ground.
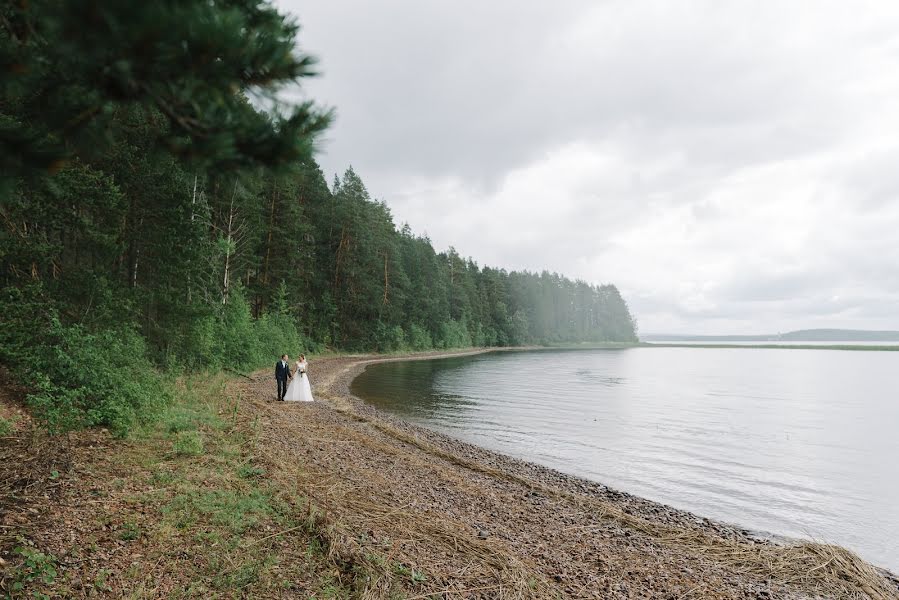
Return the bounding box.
[1,353,897,599]
[235,353,899,599]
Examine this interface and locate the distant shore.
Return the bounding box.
[640,342,899,351]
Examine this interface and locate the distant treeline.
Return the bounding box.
[0,1,635,434]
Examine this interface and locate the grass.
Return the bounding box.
[162,403,225,433]
[171,430,204,456]
[122,377,332,595]
[4,373,388,599]
[237,463,266,479]
[162,487,283,533]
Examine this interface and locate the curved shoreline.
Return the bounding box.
[328,351,898,574]
[321,350,774,542]
[243,350,898,598]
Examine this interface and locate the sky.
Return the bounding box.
[275,0,899,335]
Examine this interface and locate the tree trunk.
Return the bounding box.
[333,228,350,289]
[382,251,389,305]
[262,185,277,287]
[129,216,143,288]
[187,174,197,303]
[222,181,238,304]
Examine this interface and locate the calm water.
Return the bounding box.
[352,348,899,572]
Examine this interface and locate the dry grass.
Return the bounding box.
[394,420,895,599]
[295,374,898,600]
[254,412,560,599]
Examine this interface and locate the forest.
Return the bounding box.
[0,1,637,435]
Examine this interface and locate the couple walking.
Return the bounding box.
[275,354,314,402]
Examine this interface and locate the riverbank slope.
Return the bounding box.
[241,352,897,599]
[2,351,896,598]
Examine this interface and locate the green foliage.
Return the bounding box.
[407,324,434,351]
[1,0,331,180]
[161,400,225,436]
[509,310,532,346]
[392,562,427,584]
[157,287,311,373]
[212,557,272,591]
[8,545,58,597]
[374,322,408,352]
[238,464,267,479]
[210,287,312,370]
[216,287,259,370]
[439,319,473,349]
[254,312,310,367]
[162,488,281,534]
[172,430,204,457]
[0,416,14,437]
[17,312,170,436]
[118,522,141,542]
[0,285,54,373]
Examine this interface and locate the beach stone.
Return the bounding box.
[478,529,489,539]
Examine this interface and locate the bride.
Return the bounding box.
[284,354,314,402]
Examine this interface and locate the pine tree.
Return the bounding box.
[1,0,332,185]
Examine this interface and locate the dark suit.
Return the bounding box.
[275,360,291,400]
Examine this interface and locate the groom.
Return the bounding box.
[275,354,292,401]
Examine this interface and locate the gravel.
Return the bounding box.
[237,352,857,599]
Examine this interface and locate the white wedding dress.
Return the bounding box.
[284,360,314,402]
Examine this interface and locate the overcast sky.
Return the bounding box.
[276,0,899,335]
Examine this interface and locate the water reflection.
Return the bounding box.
[352,357,478,420]
[351,347,899,572]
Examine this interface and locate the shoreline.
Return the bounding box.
[321,350,757,540]
[332,350,896,561]
[239,349,898,598]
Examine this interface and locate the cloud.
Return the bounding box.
[278,0,899,334]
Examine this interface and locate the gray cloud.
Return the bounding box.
[278,0,899,334]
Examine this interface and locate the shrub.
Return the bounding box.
[388,325,407,352]
[408,324,433,351]
[509,310,531,346]
[374,322,408,352]
[254,312,308,365]
[25,319,170,436]
[176,315,220,371]
[216,287,259,370]
[438,319,472,349]
[0,284,50,372]
[0,285,170,436]
[471,322,487,347]
[209,287,310,371]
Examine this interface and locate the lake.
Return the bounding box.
[351,347,899,572]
